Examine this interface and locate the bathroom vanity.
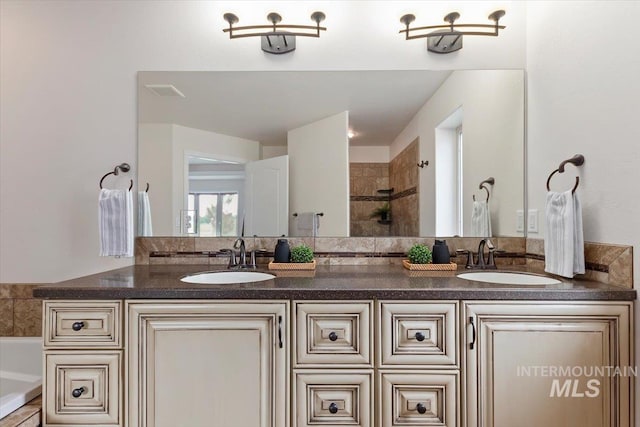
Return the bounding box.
[35,264,635,427]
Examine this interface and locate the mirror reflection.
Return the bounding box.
[138,70,524,238]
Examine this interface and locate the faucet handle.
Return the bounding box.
[219,249,238,268]
[456,249,474,269]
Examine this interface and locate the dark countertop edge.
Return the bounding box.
[33,288,637,301]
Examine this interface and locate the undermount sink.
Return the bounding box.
[180,271,276,285]
[457,271,562,286]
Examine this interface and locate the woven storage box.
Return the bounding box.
[402,260,458,271]
[268,259,316,270]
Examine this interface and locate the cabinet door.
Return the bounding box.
[463,302,632,427]
[127,301,289,427]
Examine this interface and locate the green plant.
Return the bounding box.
[370,202,391,219]
[290,244,314,263]
[407,244,432,264]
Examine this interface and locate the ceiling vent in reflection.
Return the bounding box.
[144,84,185,98]
[399,10,506,54]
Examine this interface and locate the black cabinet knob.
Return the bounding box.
[72,321,85,331]
[72,387,85,398]
[328,331,338,342]
[328,402,338,414]
[416,403,427,414]
[415,331,425,342]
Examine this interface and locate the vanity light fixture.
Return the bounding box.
[223,11,326,54]
[399,10,506,54]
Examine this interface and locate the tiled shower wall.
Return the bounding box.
[389,138,419,236]
[349,163,391,237]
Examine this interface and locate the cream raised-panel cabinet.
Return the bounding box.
[463,301,634,427]
[127,301,289,427]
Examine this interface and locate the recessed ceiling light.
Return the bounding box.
[145,84,185,98]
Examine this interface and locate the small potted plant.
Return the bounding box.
[290,244,314,264]
[269,243,316,270]
[403,243,456,270]
[407,244,432,265]
[370,202,391,222]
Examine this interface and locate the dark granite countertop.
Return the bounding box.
[33,264,636,301]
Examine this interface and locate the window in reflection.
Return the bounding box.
[189,193,239,236]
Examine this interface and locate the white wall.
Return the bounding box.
[288,112,350,236]
[349,146,391,163]
[138,124,174,236]
[391,70,525,236]
[525,2,640,421]
[138,124,259,236]
[0,0,525,282]
[261,146,288,160]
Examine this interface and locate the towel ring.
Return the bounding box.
[99,163,133,191]
[545,154,584,194]
[472,185,490,202]
[546,169,579,194]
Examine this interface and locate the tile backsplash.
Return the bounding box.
[136,236,632,289]
[0,237,632,338]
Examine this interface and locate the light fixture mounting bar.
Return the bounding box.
[399,10,506,53]
[223,24,327,39]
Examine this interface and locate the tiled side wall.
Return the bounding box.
[349,163,391,237]
[389,139,419,236]
[0,284,42,337]
[526,238,634,288]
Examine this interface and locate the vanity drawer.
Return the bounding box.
[44,351,122,426]
[379,371,459,427]
[44,301,121,348]
[379,302,458,367]
[294,370,372,427]
[295,301,372,366]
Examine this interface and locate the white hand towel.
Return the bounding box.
[544,191,585,278]
[99,189,134,257]
[471,200,492,237]
[137,191,153,237]
[291,212,319,237]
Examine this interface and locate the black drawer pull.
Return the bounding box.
[72,321,85,331]
[416,403,427,414]
[415,331,425,342]
[328,402,338,414]
[72,387,85,398]
[328,331,338,342]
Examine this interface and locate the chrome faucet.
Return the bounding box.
[234,238,247,266]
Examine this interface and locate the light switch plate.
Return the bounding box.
[527,209,539,233]
[516,210,524,232]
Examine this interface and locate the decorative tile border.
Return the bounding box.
[137,237,632,288]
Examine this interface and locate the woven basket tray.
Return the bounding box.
[268,259,317,270]
[402,260,458,271]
